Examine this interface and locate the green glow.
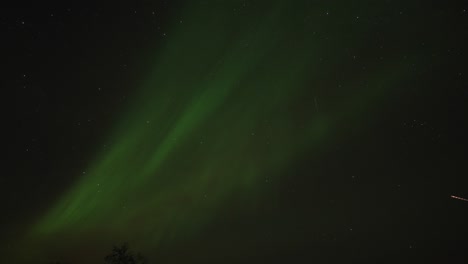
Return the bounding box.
[27,0,415,254]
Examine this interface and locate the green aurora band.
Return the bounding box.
[24,0,420,259]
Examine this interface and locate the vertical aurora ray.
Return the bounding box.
[25,0,420,256]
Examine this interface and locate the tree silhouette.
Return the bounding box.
[104,243,147,264]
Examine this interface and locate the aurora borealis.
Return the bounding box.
[3,1,468,263]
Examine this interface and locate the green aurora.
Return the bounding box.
[20,0,422,261]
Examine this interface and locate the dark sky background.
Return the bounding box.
[2,1,468,263]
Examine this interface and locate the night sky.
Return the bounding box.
[3,1,468,263]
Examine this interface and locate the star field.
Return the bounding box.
[3,1,468,263]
